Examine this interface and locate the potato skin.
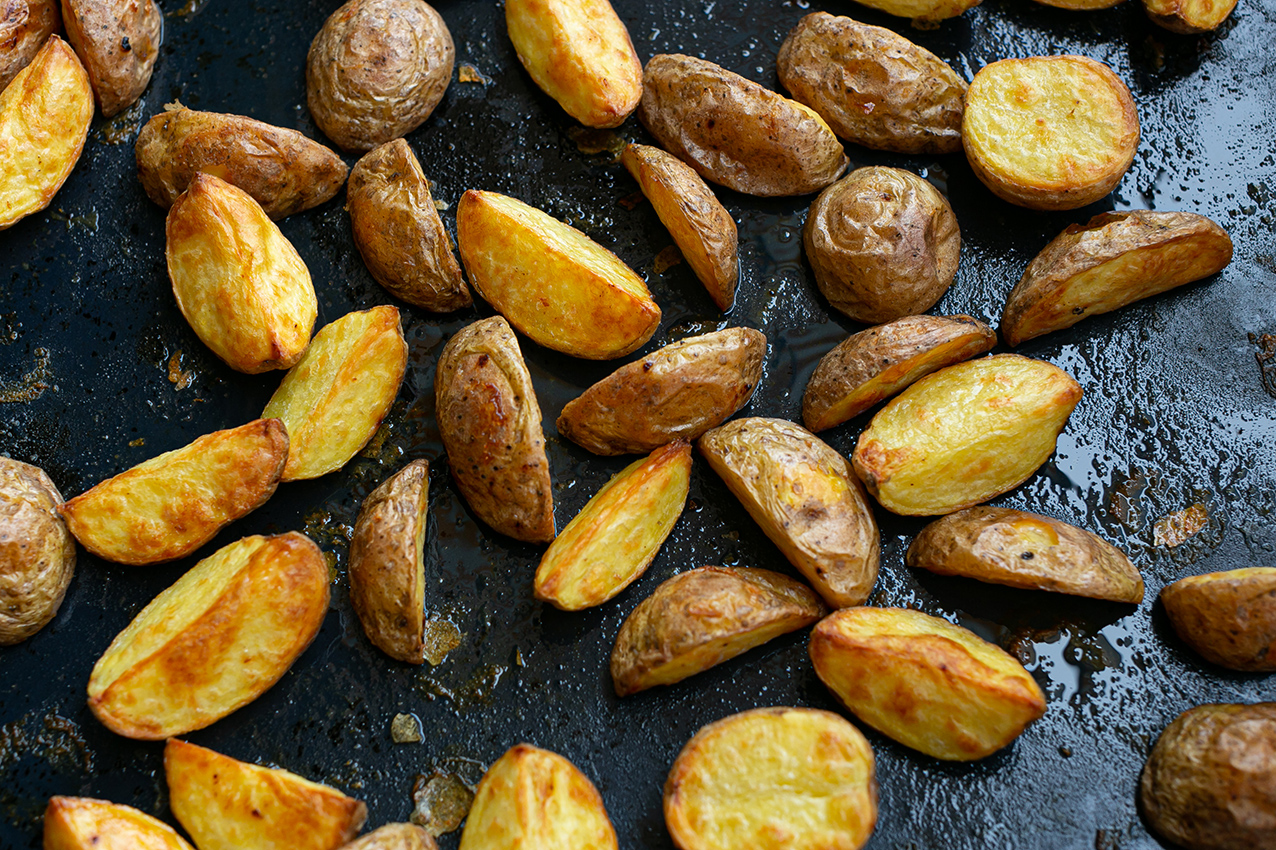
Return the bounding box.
[639,53,848,198]
[1161,568,1276,671]
[1144,0,1237,32]
[43,796,195,850]
[60,0,161,118]
[1141,703,1276,850]
[0,457,74,645]
[846,0,981,22]
[340,824,438,850]
[0,0,60,92]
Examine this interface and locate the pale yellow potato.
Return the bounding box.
[664,706,877,850]
[166,738,367,850]
[535,441,691,610]
[60,419,288,566]
[852,354,1082,516]
[88,533,329,739]
[0,0,60,92]
[43,796,194,850]
[505,0,641,129]
[0,457,75,645]
[0,36,92,231]
[340,824,438,850]
[810,607,1046,760]
[1144,0,1237,32]
[455,189,660,359]
[459,744,617,850]
[1161,568,1276,672]
[847,0,980,22]
[263,305,408,481]
[166,173,318,373]
[61,0,161,117]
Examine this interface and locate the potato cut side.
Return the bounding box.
[455,190,660,359]
[852,354,1082,516]
[1161,567,1276,671]
[264,305,408,481]
[535,441,691,610]
[60,418,288,565]
[87,533,329,739]
[847,0,981,21]
[341,824,438,850]
[810,607,1046,760]
[664,706,877,850]
[43,796,194,850]
[166,738,367,850]
[1144,0,1237,32]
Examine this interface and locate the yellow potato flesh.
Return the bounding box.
[1144,0,1237,32]
[850,0,981,21]
[43,797,194,850]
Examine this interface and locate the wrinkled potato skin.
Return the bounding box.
[639,53,848,198]
[306,0,454,152]
[1144,0,1237,32]
[1141,703,1276,850]
[0,457,74,645]
[0,0,60,92]
[1161,568,1276,671]
[43,796,195,850]
[340,824,438,850]
[777,13,966,155]
[61,0,161,118]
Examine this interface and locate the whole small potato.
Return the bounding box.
[1161,568,1276,671]
[0,457,74,646]
[61,0,162,118]
[0,0,60,92]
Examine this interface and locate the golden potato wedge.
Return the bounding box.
[664,706,877,850]
[852,354,1082,516]
[166,738,367,850]
[535,441,691,611]
[621,143,738,311]
[60,419,287,566]
[907,506,1144,603]
[699,418,879,609]
[60,0,161,118]
[810,607,1047,760]
[557,328,765,456]
[963,55,1139,211]
[802,315,996,433]
[0,0,59,92]
[459,744,617,850]
[0,35,92,231]
[456,190,660,359]
[87,533,328,739]
[166,173,318,374]
[347,139,472,312]
[639,53,848,197]
[1161,568,1276,671]
[1001,210,1233,346]
[341,824,438,850]
[505,0,641,129]
[263,305,408,482]
[43,796,194,850]
[847,0,980,21]
[1144,0,1237,32]
[0,457,74,645]
[435,316,554,543]
[611,566,825,696]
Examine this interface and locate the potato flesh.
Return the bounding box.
[0,0,60,92]
[0,457,74,645]
[43,796,194,850]
[340,823,438,850]
[61,0,161,117]
[1144,0,1238,32]
[1161,567,1276,671]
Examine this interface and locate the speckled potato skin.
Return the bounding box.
[1143,0,1237,32]
[0,0,60,92]
[776,13,966,155]
[0,457,74,646]
[1161,568,1276,671]
[557,328,765,456]
[845,0,981,22]
[435,317,554,543]
[638,53,848,198]
[340,824,438,850]
[804,167,960,325]
[61,0,161,118]
[43,796,195,850]
[306,0,454,152]
[1141,703,1276,850]
[1032,0,1124,8]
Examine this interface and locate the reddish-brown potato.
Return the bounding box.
[0,0,60,92]
[61,0,162,117]
[1161,568,1276,671]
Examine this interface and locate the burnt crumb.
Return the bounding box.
[1021,551,1035,560]
[121,36,131,51]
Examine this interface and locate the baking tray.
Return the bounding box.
[2,0,1275,847]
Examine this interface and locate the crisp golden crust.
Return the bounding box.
[340,824,438,850]
[846,0,980,21]
[1161,568,1276,671]
[0,456,74,645]
[0,0,59,92]
[43,796,194,850]
[1143,0,1237,32]
[60,0,161,117]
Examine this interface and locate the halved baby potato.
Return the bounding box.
[341,824,437,850]
[0,0,60,92]
[43,796,194,850]
[61,0,161,117]
[1161,567,1276,671]
[1143,0,1237,32]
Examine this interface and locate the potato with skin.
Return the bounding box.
[1001,210,1233,346]
[699,418,879,609]
[61,0,161,118]
[340,824,438,850]
[639,53,848,198]
[557,328,765,456]
[1144,0,1237,32]
[1161,568,1276,671]
[0,457,74,645]
[1032,0,1124,8]
[846,0,981,22]
[43,796,194,850]
[611,566,826,696]
[0,0,60,92]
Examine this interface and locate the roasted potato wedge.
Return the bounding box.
[802,315,996,432]
[459,744,617,850]
[845,0,981,21]
[776,13,967,155]
[1161,568,1276,671]
[535,441,691,611]
[810,607,1047,760]
[1144,0,1237,32]
[611,566,825,696]
[166,738,367,850]
[61,0,161,117]
[0,457,74,645]
[43,796,194,850]
[907,506,1144,603]
[963,55,1139,211]
[557,328,765,456]
[0,0,59,92]
[263,305,408,482]
[347,139,472,312]
[1001,211,1233,346]
[435,316,554,543]
[60,419,287,566]
[341,824,438,850]
[852,354,1083,516]
[699,418,879,609]
[638,53,848,198]
[664,706,877,850]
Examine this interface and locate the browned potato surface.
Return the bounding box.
[0,0,59,91]
[639,53,848,197]
[557,328,765,456]
[1032,0,1124,7]
[802,315,995,433]
[1161,568,1276,671]
[435,316,554,543]
[805,166,960,325]
[1001,210,1233,346]
[347,139,471,312]
[611,566,825,696]
[341,824,438,850]
[43,796,194,850]
[907,506,1144,603]
[699,418,879,609]
[0,457,74,645]
[846,0,981,21]
[306,0,454,152]
[1144,0,1237,32]
[776,13,967,155]
[61,0,161,117]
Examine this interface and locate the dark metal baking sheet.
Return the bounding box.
[2,0,1275,847]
